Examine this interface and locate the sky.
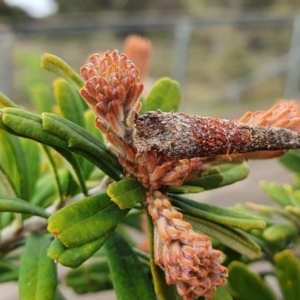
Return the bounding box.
[4,0,57,18]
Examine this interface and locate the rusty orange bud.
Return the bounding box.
[149,165,166,182]
[95,103,108,119]
[95,118,108,134]
[124,146,136,163]
[80,87,98,106]
[135,110,300,160]
[106,132,125,155]
[107,112,125,138]
[108,99,124,122]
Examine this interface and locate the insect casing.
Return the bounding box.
[135,111,300,159]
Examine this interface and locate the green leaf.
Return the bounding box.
[186,163,249,190]
[107,178,146,209]
[212,285,233,300]
[47,229,114,268]
[171,195,265,231]
[20,139,40,201]
[278,150,300,174]
[285,205,300,218]
[0,131,29,200]
[53,79,85,128]
[42,113,122,181]
[41,53,84,90]
[260,181,299,208]
[1,107,68,148]
[104,231,156,300]
[144,77,181,112]
[147,212,183,300]
[48,145,88,196]
[0,269,19,283]
[2,106,114,183]
[30,171,65,208]
[274,249,300,300]
[0,91,18,108]
[228,261,276,300]
[65,261,113,294]
[42,145,65,201]
[185,215,261,259]
[0,197,50,218]
[19,234,57,300]
[263,224,297,242]
[0,165,16,197]
[166,185,204,194]
[54,289,66,300]
[47,193,129,247]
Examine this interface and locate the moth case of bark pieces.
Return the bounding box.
[134,110,300,160]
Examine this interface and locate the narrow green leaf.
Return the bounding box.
[260,181,297,208]
[144,77,181,112]
[274,249,300,300]
[53,79,85,128]
[285,205,300,218]
[54,289,66,300]
[0,269,19,283]
[185,215,261,259]
[0,197,50,218]
[166,185,204,194]
[228,261,276,300]
[171,195,265,231]
[65,261,113,294]
[0,130,18,197]
[0,131,29,200]
[107,178,146,209]
[0,165,17,197]
[278,150,300,174]
[30,171,65,208]
[186,163,249,190]
[2,107,68,148]
[47,193,129,247]
[42,145,64,202]
[104,231,156,300]
[147,212,182,300]
[20,139,40,201]
[41,53,84,90]
[0,91,18,108]
[42,113,122,180]
[50,145,88,196]
[19,234,57,300]
[0,212,14,228]
[47,229,114,268]
[263,224,297,242]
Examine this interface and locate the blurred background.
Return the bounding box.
[1,0,300,119]
[1,1,300,299]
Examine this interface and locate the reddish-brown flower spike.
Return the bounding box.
[135,110,300,160]
[80,50,144,136]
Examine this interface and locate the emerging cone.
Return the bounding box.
[148,190,227,299]
[80,50,144,142]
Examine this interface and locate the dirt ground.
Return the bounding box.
[1,159,292,300]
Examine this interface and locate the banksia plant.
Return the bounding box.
[123,34,152,79]
[1,46,300,300]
